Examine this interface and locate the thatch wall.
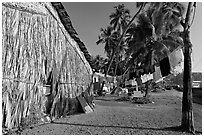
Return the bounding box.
[2,2,93,129]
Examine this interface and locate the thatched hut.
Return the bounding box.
[2,2,93,130]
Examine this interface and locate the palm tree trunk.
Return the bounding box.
[181,30,195,133]
[181,2,195,134]
[99,51,115,95]
[114,62,119,76]
[114,56,121,76]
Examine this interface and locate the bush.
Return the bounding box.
[131,97,152,104]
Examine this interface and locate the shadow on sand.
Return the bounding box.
[52,121,201,134]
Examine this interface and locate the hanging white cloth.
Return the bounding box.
[141,73,153,83]
[168,47,184,74]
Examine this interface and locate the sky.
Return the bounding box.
[62,2,202,72]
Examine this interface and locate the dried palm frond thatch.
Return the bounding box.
[2,2,93,130]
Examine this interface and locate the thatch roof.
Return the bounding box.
[2,2,94,130]
[51,2,94,68]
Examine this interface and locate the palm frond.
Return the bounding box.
[126,24,137,35]
[96,38,104,45]
[136,2,146,8]
[127,46,148,66]
[137,13,151,27]
[127,41,144,55]
[109,12,117,19]
[124,9,130,15]
[172,2,185,16]
[152,9,164,36]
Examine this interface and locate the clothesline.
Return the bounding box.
[127,46,184,84]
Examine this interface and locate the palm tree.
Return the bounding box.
[125,2,196,133]
[96,26,118,58]
[96,26,119,94]
[97,3,146,94]
[113,41,128,76]
[109,4,131,76]
[92,55,107,73]
[124,2,185,98]
[180,2,196,134]
[109,4,131,34]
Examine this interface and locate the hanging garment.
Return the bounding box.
[168,48,184,70]
[141,74,147,83]
[141,73,153,83]
[129,79,137,86]
[159,57,171,77]
[147,73,153,81]
[171,61,184,75]
[153,66,163,83]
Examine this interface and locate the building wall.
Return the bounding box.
[2,2,93,129]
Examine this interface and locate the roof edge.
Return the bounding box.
[51,2,94,68]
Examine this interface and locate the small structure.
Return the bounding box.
[92,72,114,95]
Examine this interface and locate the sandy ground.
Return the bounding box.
[19,89,202,135]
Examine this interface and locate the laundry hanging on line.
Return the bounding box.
[130,47,183,84]
[141,73,153,83]
[168,48,184,75]
[168,48,184,68]
[159,57,171,77]
[171,61,184,75]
